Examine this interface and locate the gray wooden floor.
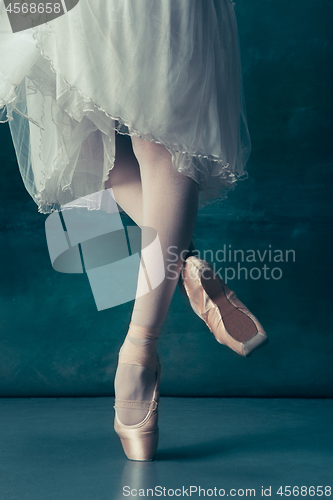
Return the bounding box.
[0,397,332,499]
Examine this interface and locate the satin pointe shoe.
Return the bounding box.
[114,323,161,461]
[181,256,269,357]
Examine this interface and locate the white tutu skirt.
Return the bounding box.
[0,0,251,214]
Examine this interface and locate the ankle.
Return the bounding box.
[128,322,161,337]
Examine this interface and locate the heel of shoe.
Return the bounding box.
[117,428,159,461]
[178,240,197,297]
[114,412,159,461]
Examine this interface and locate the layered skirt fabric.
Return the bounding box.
[0,0,251,214]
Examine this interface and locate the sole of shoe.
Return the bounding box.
[185,257,268,357]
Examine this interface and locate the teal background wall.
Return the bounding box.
[0,0,332,397]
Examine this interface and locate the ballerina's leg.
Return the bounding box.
[113,135,199,425]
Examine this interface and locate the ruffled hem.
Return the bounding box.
[1,83,247,215]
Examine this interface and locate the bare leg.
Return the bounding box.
[114,136,199,424]
[105,133,143,226]
[129,137,199,328]
[105,132,192,295]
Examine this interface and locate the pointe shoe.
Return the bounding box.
[181,256,268,357]
[114,323,161,461]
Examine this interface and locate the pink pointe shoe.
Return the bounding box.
[114,323,161,461]
[181,256,268,357]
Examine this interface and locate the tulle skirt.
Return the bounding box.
[0,0,251,214]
